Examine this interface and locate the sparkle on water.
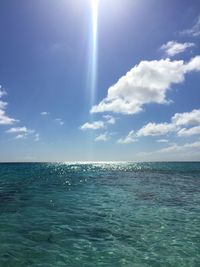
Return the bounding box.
[0,162,200,266]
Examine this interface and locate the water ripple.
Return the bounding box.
[0,162,199,266]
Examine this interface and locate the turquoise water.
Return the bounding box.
[0,162,200,266]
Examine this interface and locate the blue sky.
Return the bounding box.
[0,0,200,161]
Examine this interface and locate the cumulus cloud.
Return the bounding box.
[161,41,195,57]
[95,132,110,142]
[118,109,200,144]
[0,110,17,125]
[181,15,200,37]
[177,126,200,137]
[80,120,105,130]
[90,56,200,115]
[184,56,200,72]
[118,130,137,144]
[137,122,176,136]
[0,87,18,125]
[136,109,200,138]
[172,109,200,126]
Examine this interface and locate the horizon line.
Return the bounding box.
[0,160,200,164]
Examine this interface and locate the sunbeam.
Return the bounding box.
[90,0,99,107]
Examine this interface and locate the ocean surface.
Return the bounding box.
[0,162,199,267]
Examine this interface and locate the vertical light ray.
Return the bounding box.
[90,0,99,107]
[86,0,99,159]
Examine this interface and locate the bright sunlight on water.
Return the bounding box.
[0,162,200,266]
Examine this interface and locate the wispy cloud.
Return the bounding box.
[161,41,195,57]
[160,141,200,153]
[0,88,6,98]
[6,126,31,134]
[118,130,137,144]
[138,141,200,161]
[181,15,200,37]
[6,126,38,140]
[80,120,105,130]
[15,134,27,139]
[41,111,50,116]
[0,86,18,125]
[103,115,116,124]
[80,115,116,131]
[157,139,169,143]
[55,118,64,126]
[90,56,200,115]
[34,133,40,141]
[95,132,110,142]
[41,112,64,126]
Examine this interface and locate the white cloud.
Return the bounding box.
[172,109,200,126]
[152,141,200,154]
[41,111,49,116]
[138,141,200,161]
[161,41,195,57]
[95,132,110,142]
[55,118,64,125]
[177,126,200,137]
[184,56,200,72]
[117,108,200,144]
[137,122,175,136]
[103,115,116,124]
[90,56,200,115]
[118,130,137,144]
[6,127,29,133]
[80,115,116,131]
[6,126,35,140]
[157,139,169,143]
[80,120,105,130]
[0,87,18,125]
[0,110,17,125]
[181,15,200,37]
[0,101,7,109]
[15,134,26,140]
[136,108,200,138]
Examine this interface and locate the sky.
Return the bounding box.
[0,0,200,162]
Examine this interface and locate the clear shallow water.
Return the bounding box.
[0,162,200,267]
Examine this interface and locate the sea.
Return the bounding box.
[0,162,199,267]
